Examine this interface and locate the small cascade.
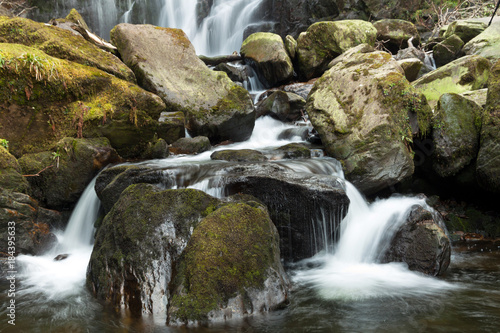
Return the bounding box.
[17,177,101,299]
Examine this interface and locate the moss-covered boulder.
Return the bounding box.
[433,34,464,68]
[382,205,451,276]
[211,149,268,162]
[271,143,311,159]
[284,35,297,60]
[168,201,289,324]
[87,184,222,316]
[373,19,420,54]
[412,55,491,108]
[0,43,168,158]
[296,20,377,80]
[170,136,211,155]
[240,32,294,87]
[476,59,500,193]
[307,50,431,194]
[110,24,255,144]
[256,91,305,122]
[432,93,483,177]
[0,146,29,193]
[443,20,487,44]
[463,20,500,62]
[0,188,58,256]
[397,58,423,82]
[0,16,135,82]
[18,137,120,209]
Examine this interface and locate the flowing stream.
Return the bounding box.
[2,117,499,332]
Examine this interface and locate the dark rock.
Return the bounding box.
[373,19,421,54]
[54,253,69,261]
[142,138,169,159]
[433,34,464,67]
[256,91,306,122]
[271,143,311,159]
[211,149,268,162]
[171,136,211,155]
[382,205,451,276]
[214,62,249,83]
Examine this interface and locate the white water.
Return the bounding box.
[119,0,267,56]
[17,177,100,299]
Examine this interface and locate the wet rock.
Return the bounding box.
[110,24,255,144]
[142,138,169,159]
[373,19,421,54]
[270,143,311,159]
[214,62,248,83]
[211,149,268,162]
[87,184,222,317]
[256,91,305,122]
[170,137,211,155]
[382,205,451,276]
[296,20,377,80]
[168,201,289,325]
[221,162,349,260]
[240,32,294,86]
[281,79,318,99]
[307,50,431,194]
[54,253,69,261]
[0,188,56,255]
[18,137,121,209]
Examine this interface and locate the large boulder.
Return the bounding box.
[240,32,294,87]
[476,59,500,192]
[373,19,420,54]
[110,24,256,144]
[443,20,487,44]
[0,146,29,193]
[0,188,59,256]
[170,136,211,155]
[0,43,169,158]
[412,55,491,108]
[0,16,135,82]
[431,93,483,177]
[296,20,377,80]
[307,50,432,194]
[220,161,349,260]
[382,205,451,276]
[168,200,289,325]
[18,137,120,209]
[463,20,500,61]
[87,184,221,316]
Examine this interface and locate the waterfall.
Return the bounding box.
[16,176,101,299]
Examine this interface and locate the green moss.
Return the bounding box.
[170,203,278,323]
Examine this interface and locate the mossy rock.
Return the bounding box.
[296,20,377,80]
[463,20,500,62]
[240,32,294,87]
[476,59,500,193]
[307,50,431,194]
[168,202,288,324]
[433,34,464,68]
[0,146,29,193]
[285,35,297,60]
[444,20,487,44]
[110,24,255,144]
[431,93,483,177]
[0,16,135,82]
[210,149,268,162]
[170,136,211,155]
[18,137,120,209]
[397,58,423,82]
[0,43,166,158]
[87,184,222,316]
[373,19,421,54]
[255,90,305,122]
[412,55,491,108]
[272,143,311,159]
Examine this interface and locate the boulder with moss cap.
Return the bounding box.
[110,24,255,144]
[373,19,420,54]
[307,50,432,194]
[240,32,294,87]
[0,146,29,193]
[296,20,377,80]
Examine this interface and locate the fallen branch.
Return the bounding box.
[23,165,53,177]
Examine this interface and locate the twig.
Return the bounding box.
[23,165,53,177]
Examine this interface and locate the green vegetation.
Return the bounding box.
[0,138,8,150]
